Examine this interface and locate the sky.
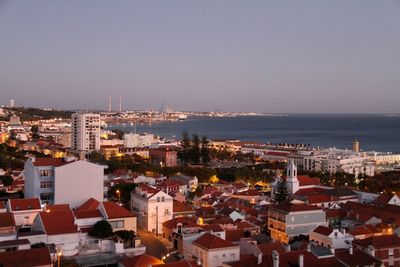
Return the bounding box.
[0,1,399,113]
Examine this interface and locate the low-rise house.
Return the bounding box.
[309,226,354,249]
[100,201,137,233]
[7,198,42,227]
[118,253,163,267]
[353,234,400,267]
[131,185,173,235]
[0,212,16,242]
[268,201,326,243]
[192,233,240,267]
[173,200,196,218]
[0,239,30,252]
[31,209,80,256]
[0,247,52,267]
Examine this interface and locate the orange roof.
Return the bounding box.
[257,242,286,255]
[0,212,15,228]
[44,204,70,212]
[102,201,135,219]
[193,233,237,250]
[162,217,197,229]
[313,225,334,236]
[0,247,52,267]
[76,198,100,211]
[273,201,323,213]
[173,200,194,213]
[353,234,400,249]
[31,157,68,167]
[9,198,41,211]
[119,254,162,267]
[73,209,103,219]
[39,210,78,235]
[297,175,321,186]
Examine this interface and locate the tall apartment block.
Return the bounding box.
[71,113,101,152]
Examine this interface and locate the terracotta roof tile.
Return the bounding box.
[173,200,194,213]
[31,157,69,167]
[102,201,135,219]
[193,233,237,250]
[119,254,162,267]
[0,212,15,228]
[73,209,103,219]
[9,198,41,211]
[0,247,52,267]
[39,210,78,235]
[313,225,333,236]
[76,198,100,211]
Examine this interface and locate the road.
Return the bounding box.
[137,228,169,260]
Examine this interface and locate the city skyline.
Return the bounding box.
[1,1,400,113]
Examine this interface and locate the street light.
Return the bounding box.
[116,189,121,203]
[57,250,62,267]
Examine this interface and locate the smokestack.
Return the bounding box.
[108,96,112,112]
[298,254,304,267]
[119,95,122,113]
[272,251,279,267]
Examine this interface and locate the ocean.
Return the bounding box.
[106,114,400,153]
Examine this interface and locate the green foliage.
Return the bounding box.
[201,135,210,164]
[3,107,73,121]
[0,175,13,186]
[178,130,191,164]
[114,230,135,241]
[108,183,137,204]
[30,125,40,139]
[190,134,201,164]
[89,220,113,239]
[274,179,290,203]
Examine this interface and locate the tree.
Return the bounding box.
[89,220,113,239]
[190,134,201,164]
[30,125,40,139]
[274,179,290,203]
[178,130,191,164]
[201,135,210,164]
[0,175,13,186]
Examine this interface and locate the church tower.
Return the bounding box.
[287,159,299,195]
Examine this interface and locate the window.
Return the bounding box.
[165,208,170,215]
[161,197,165,202]
[157,197,160,202]
[40,181,53,189]
[389,249,394,256]
[109,220,124,228]
[40,193,53,202]
[39,169,53,177]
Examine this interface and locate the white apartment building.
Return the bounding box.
[309,226,354,249]
[71,113,101,152]
[24,157,105,208]
[123,133,155,148]
[290,149,375,177]
[131,185,173,235]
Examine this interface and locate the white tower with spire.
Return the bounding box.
[287,159,299,195]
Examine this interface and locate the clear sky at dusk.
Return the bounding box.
[0,1,399,113]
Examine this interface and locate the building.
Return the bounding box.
[149,148,177,167]
[353,234,400,267]
[353,139,360,153]
[123,133,155,148]
[0,247,52,267]
[268,201,326,243]
[131,185,173,235]
[24,157,105,208]
[309,226,354,249]
[9,115,21,126]
[71,113,101,152]
[192,232,240,267]
[7,198,42,227]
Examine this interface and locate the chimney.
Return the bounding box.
[196,257,202,266]
[272,250,279,267]
[330,246,335,255]
[307,243,311,252]
[257,253,262,265]
[298,254,304,267]
[31,157,36,163]
[349,244,353,255]
[286,244,291,252]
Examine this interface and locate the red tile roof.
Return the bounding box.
[353,234,400,249]
[257,242,286,255]
[0,212,15,228]
[119,254,162,267]
[201,224,224,232]
[273,201,323,213]
[225,229,246,242]
[76,198,100,211]
[102,201,135,219]
[313,225,334,236]
[73,209,103,219]
[31,157,69,167]
[39,210,78,235]
[44,204,70,212]
[173,200,195,213]
[0,247,52,267]
[162,217,197,229]
[9,198,41,211]
[194,233,237,250]
[335,248,382,267]
[297,175,321,186]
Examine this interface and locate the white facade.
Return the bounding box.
[24,158,105,208]
[71,113,101,152]
[309,228,354,249]
[123,133,155,148]
[192,243,240,267]
[131,186,173,235]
